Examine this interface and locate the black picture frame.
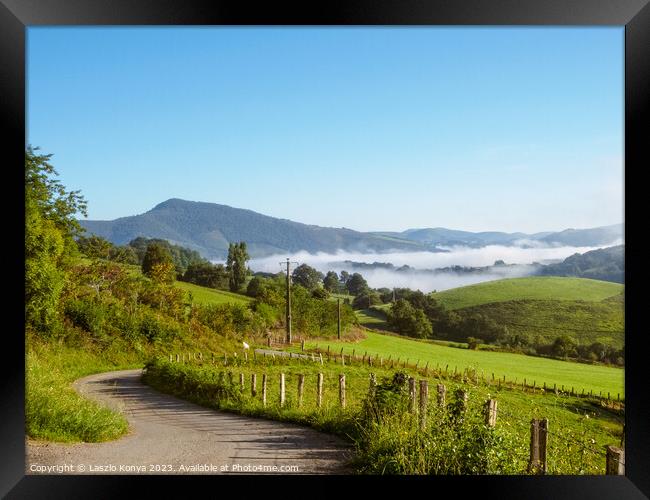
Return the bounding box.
[2,0,648,497]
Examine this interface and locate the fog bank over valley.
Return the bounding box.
[243,240,622,293]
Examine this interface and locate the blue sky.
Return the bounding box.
[27,27,623,233]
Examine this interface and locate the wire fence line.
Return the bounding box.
[159,350,624,475]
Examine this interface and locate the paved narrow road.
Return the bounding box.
[26,370,353,475]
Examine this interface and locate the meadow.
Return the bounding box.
[299,331,624,397]
[432,276,623,310]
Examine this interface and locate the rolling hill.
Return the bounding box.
[536,244,624,283]
[431,276,623,310]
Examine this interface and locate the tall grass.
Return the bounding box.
[142,356,622,474]
[26,344,134,442]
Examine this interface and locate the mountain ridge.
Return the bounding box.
[79,198,624,259]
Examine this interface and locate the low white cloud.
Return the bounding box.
[242,241,621,293]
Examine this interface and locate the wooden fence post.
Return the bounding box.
[240,373,245,392]
[297,374,305,407]
[262,373,267,407]
[528,418,548,474]
[319,353,324,365]
[419,380,429,430]
[301,339,305,351]
[317,373,324,408]
[339,374,346,408]
[176,353,180,362]
[606,446,625,475]
[251,373,257,397]
[409,377,416,413]
[485,399,498,427]
[437,384,446,407]
[369,373,377,398]
[280,373,286,407]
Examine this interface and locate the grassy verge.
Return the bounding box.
[26,338,141,442]
[142,354,623,474]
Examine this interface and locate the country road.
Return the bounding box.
[26,370,353,475]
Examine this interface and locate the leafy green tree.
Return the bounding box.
[292,263,324,290]
[552,335,578,358]
[226,241,250,292]
[149,261,176,285]
[25,147,87,335]
[323,271,340,293]
[182,262,229,289]
[311,287,330,299]
[345,272,369,296]
[142,243,174,278]
[107,245,139,264]
[387,299,432,339]
[352,290,382,310]
[76,235,113,260]
[246,276,265,297]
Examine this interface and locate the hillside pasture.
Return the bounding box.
[432,277,623,310]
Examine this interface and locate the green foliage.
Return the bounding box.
[141,243,174,278]
[387,299,432,339]
[128,236,207,274]
[291,263,324,290]
[76,235,113,260]
[346,272,369,296]
[25,146,87,336]
[323,271,341,293]
[246,276,265,297]
[352,289,382,310]
[181,262,229,289]
[226,241,250,292]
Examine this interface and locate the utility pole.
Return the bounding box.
[337,297,341,340]
[280,258,299,344]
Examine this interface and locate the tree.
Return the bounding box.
[246,276,265,297]
[107,245,139,264]
[387,299,432,339]
[345,272,369,296]
[323,271,340,293]
[142,243,174,278]
[352,289,382,310]
[226,241,249,292]
[149,261,176,285]
[76,235,113,260]
[292,263,324,290]
[25,146,87,335]
[552,335,578,358]
[182,262,229,289]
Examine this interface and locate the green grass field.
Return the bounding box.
[432,277,623,310]
[302,330,623,397]
[175,281,253,306]
[355,307,391,330]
